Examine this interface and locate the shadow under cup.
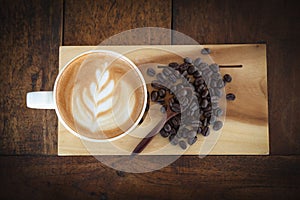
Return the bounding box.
[55,50,147,142]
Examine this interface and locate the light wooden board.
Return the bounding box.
[58,45,269,155]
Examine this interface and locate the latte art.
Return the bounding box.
[56,52,145,140]
[74,67,138,135]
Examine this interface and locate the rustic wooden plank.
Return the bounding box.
[0,0,63,155]
[57,44,268,155]
[0,155,299,199]
[173,0,300,154]
[64,0,172,45]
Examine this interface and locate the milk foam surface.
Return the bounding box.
[56,52,145,139]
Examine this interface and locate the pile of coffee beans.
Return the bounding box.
[145,56,233,150]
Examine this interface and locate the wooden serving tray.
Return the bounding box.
[58,45,269,155]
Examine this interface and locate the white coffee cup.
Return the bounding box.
[26,50,147,142]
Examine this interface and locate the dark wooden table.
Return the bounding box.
[1,0,300,199]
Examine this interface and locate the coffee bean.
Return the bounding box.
[194,77,205,86]
[186,87,194,97]
[171,118,180,129]
[209,115,216,124]
[208,88,215,97]
[156,73,167,83]
[209,63,219,73]
[177,127,188,138]
[190,102,199,112]
[193,70,202,78]
[217,79,225,88]
[170,128,177,136]
[174,115,181,123]
[179,140,187,150]
[169,134,179,145]
[205,118,211,127]
[201,48,211,55]
[151,81,165,89]
[214,107,223,117]
[223,74,232,83]
[202,126,210,136]
[160,129,169,138]
[179,63,189,72]
[187,110,195,117]
[169,85,176,93]
[187,136,197,145]
[187,65,196,75]
[203,111,211,118]
[169,62,179,69]
[226,93,236,101]
[201,89,209,98]
[187,130,197,138]
[191,120,201,128]
[214,88,223,98]
[148,58,225,150]
[211,72,220,80]
[201,99,208,108]
[146,68,156,77]
[211,96,219,103]
[195,85,202,94]
[169,96,178,104]
[210,80,217,88]
[162,68,171,76]
[213,121,223,131]
[168,74,177,83]
[182,71,188,77]
[194,92,200,99]
[176,131,183,138]
[197,126,202,134]
[158,88,166,98]
[211,103,219,109]
[202,68,213,77]
[179,96,189,108]
[176,83,184,91]
[203,104,212,112]
[177,88,188,98]
[173,70,181,79]
[151,91,159,102]
[184,57,193,64]
[163,123,172,132]
[194,58,202,67]
[170,103,181,113]
[182,130,188,138]
[205,78,211,88]
[198,62,209,71]
[160,105,167,113]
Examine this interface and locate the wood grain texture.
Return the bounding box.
[0,0,63,155]
[0,0,298,199]
[173,0,300,155]
[57,45,268,155]
[64,0,172,45]
[0,155,300,199]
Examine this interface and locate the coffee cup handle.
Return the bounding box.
[26,91,55,109]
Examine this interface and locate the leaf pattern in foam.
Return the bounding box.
[73,68,116,133]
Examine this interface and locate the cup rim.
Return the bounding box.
[53,49,147,142]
